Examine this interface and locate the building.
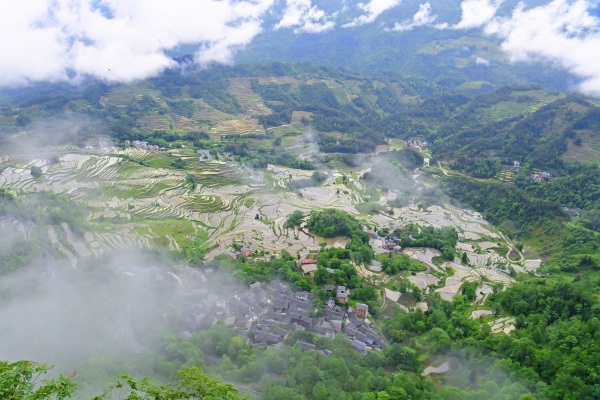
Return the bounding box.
[215,300,226,316]
[297,340,317,352]
[300,259,317,274]
[301,264,318,275]
[250,282,262,292]
[356,303,369,319]
[532,171,552,183]
[224,250,237,259]
[382,237,398,250]
[336,286,350,303]
[325,297,336,312]
[133,140,148,150]
[352,339,368,355]
[240,247,252,257]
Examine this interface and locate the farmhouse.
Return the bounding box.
[356,303,369,319]
[336,286,350,303]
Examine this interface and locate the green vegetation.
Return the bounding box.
[284,210,305,229]
[394,224,458,261]
[185,174,197,189]
[30,165,42,178]
[444,176,566,236]
[381,277,600,399]
[143,219,208,263]
[314,247,360,289]
[307,209,374,264]
[377,253,427,275]
[306,209,363,238]
[148,323,434,400]
[515,165,600,210]
[0,360,241,400]
[0,191,88,274]
[0,360,76,400]
[209,251,309,291]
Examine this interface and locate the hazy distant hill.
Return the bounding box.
[233,0,571,94]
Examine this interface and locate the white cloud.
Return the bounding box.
[475,56,490,65]
[390,2,437,32]
[486,0,600,96]
[453,0,503,29]
[0,0,274,85]
[343,0,402,27]
[275,0,335,33]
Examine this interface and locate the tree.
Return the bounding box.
[0,360,76,400]
[0,361,242,400]
[284,210,305,229]
[94,366,241,399]
[30,166,43,178]
[185,174,197,190]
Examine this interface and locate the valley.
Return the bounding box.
[0,61,598,400]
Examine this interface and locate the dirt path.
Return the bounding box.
[438,161,449,176]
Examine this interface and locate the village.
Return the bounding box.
[179,270,386,355]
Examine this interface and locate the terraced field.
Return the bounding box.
[563,131,600,164]
[227,78,272,116]
[215,118,263,136]
[1,148,524,308]
[495,167,515,183]
[103,83,161,108]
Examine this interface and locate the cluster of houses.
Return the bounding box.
[179,276,386,354]
[363,227,402,252]
[0,155,9,164]
[381,237,402,252]
[124,140,160,152]
[224,246,253,259]
[405,138,428,150]
[563,207,581,217]
[532,170,553,183]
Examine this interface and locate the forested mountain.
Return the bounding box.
[234,0,573,94]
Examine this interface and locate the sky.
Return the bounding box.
[1,0,599,95]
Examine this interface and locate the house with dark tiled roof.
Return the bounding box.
[352,339,368,355]
[297,340,317,352]
[272,298,289,313]
[336,286,349,303]
[325,297,336,311]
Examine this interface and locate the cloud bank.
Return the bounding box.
[390,2,438,31]
[343,0,402,27]
[275,0,335,33]
[0,0,274,85]
[1,0,600,98]
[453,0,504,29]
[485,0,600,95]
